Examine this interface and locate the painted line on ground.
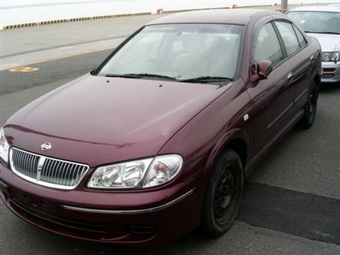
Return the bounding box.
[0,46,115,72]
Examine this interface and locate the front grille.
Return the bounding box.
[10,147,89,190]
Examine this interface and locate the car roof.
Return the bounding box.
[147,9,285,26]
[288,5,340,13]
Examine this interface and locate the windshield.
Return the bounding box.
[97,24,244,83]
[287,11,340,34]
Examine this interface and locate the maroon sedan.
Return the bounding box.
[0,9,321,246]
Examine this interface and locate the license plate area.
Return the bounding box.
[323,73,334,79]
[11,188,53,213]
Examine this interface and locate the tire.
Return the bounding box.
[297,81,319,129]
[201,148,244,237]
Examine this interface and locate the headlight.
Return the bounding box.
[0,127,10,164]
[87,154,183,189]
[322,52,339,63]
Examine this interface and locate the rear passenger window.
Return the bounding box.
[275,21,301,56]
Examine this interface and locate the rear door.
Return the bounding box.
[273,20,315,112]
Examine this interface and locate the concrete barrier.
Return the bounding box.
[1,0,339,30]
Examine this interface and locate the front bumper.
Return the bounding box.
[0,163,203,246]
[321,61,340,83]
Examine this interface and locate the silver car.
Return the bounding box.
[287,6,340,84]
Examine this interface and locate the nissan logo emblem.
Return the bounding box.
[41,142,52,151]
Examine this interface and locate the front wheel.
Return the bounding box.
[297,81,318,129]
[201,148,244,237]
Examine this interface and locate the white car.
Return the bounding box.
[287,6,340,84]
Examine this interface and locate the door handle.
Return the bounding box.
[310,55,315,62]
[287,72,293,80]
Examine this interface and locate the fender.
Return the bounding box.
[206,128,250,171]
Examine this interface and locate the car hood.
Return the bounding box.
[5,74,230,166]
[307,33,340,51]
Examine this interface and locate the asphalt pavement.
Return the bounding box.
[0,14,163,70]
[1,8,340,255]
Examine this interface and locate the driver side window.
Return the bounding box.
[254,23,284,66]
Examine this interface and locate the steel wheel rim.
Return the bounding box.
[213,165,239,225]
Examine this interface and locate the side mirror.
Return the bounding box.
[250,60,273,84]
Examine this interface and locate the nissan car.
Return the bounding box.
[0,9,322,246]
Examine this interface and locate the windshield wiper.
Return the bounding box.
[306,31,340,35]
[178,76,233,83]
[105,74,232,83]
[122,73,178,81]
[105,74,142,79]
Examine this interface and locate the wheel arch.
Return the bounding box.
[314,72,321,91]
[200,131,247,236]
[227,138,247,169]
[207,129,249,172]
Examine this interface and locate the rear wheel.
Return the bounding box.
[201,148,244,236]
[297,81,318,129]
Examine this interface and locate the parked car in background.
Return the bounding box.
[286,6,340,84]
[0,9,322,246]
